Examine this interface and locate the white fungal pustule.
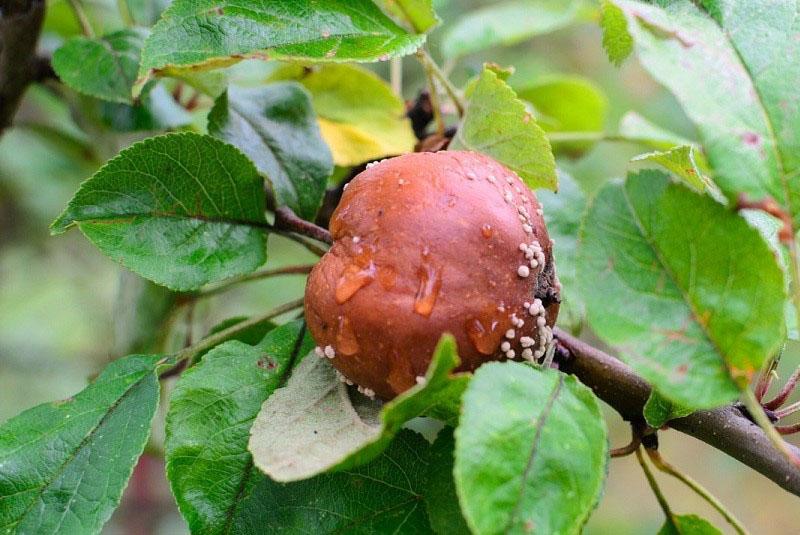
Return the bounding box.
[527,298,543,316]
[524,240,546,267]
[366,161,378,169]
[513,286,552,364]
[415,375,427,385]
[314,346,325,358]
[323,345,336,359]
[358,386,376,399]
[335,370,354,385]
[506,176,514,185]
[398,179,407,185]
[519,241,545,274]
[487,175,496,184]
[466,171,477,180]
[504,191,513,203]
[503,191,552,365]
[352,236,361,244]
[536,208,544,216]
[541,325,553,343]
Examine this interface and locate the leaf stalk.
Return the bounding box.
[167,298,305,371]
[416,49,464,116]
[196,264,314,299]
[764,365,800,410]
[635,447,677,529]
[645,448,749,535]
[740,386,800,469]
[66,0,94,37]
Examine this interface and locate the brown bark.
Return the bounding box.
[0,0,47,136]
[555,327,800,496]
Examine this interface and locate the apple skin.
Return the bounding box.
[304,151,559,400]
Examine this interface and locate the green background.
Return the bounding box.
[0,0,797,533]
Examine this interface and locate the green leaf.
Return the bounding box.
[451,68,557,191]
[537,171,587,329]
[173,69,229,99]
[113,270,178,354]
[619,111,695,151]
[600,0,633,65]
[424,429,470,535]
[51,133,267,291]
[136,0,425,93]
[454,362,608,535]
[248,335,469,482]
[644,391,693,428]
[208,83,333,221]
[609,0,800,224]
[622,115,715,192]
[658,514,723,535]
[52,28,146,104]
[377,0,440,33]
[233,430,439,533]
[441,0,585,59]
[247,355,380,482]
[270,63,416,167]
[517,74,608,156]
[631,145,712,192]
[98,84,193,133]
[165,321,312,534]
[127,0,170,25]
[0,355,162,534]
[203,315,278,348]
[578,170,786,408]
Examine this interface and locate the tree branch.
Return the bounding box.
[0,0,47,136]
[553,327,800,496]
[274,206,332,245]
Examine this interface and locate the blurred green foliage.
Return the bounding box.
[1,0,797,533]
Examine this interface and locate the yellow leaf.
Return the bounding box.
[271,64,416,166]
